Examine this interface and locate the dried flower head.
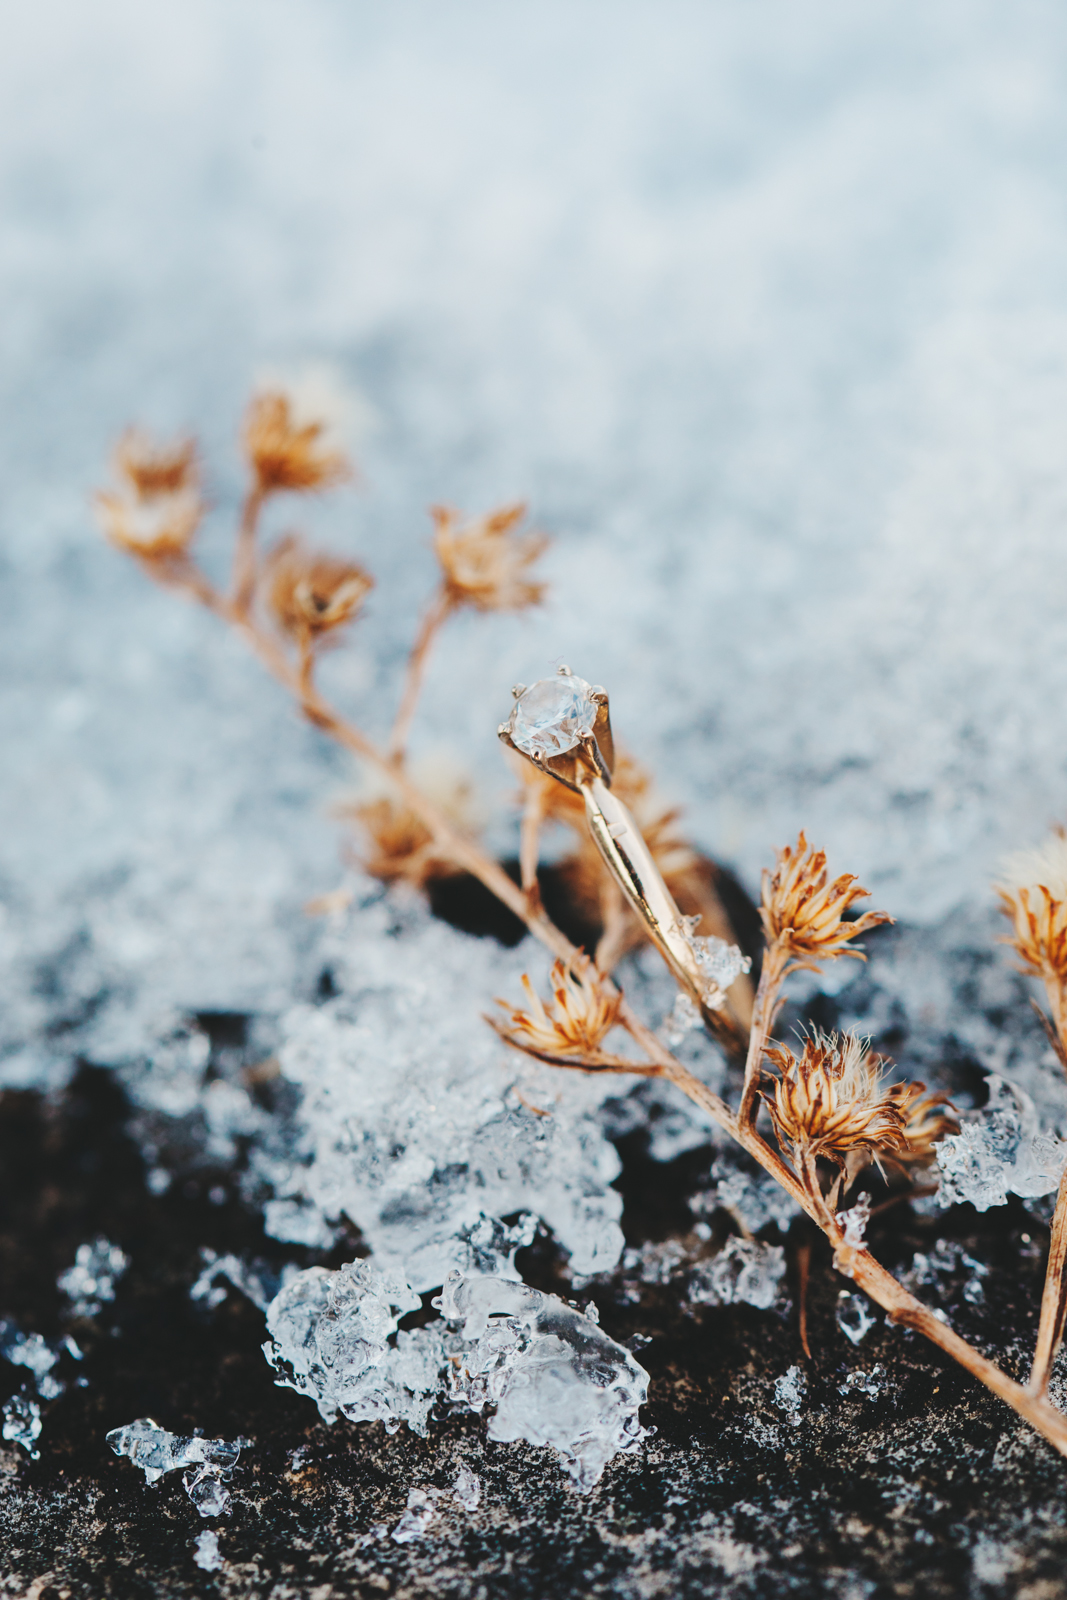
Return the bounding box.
[764,1032,924,1169]
[243,391,352,495]
[264,535,373,645]
[432,503,548,612]
[762,833,892,973]
[95,428,204,561]
[491,959,622,1062]
[348,797,443,888]
[997,832,1067,991]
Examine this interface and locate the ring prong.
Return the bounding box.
[557,663,571,676]
[590,686,608,705]
[511,683,527,699]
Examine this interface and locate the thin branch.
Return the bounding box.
[595,876,640,975]
[518,777,546,915]
[231,484,265,617]
[388,586,454,765]
[796,1239,812,1361]
[738,939,787,1130]
[1030,1164,1067,1397]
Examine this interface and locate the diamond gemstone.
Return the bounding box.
[508,674,598,758]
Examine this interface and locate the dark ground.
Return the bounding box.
[3,896,1067,1600]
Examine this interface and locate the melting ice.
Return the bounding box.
[264,1262,649,1491]
[936,1077,1067,1212]
[57,1237,129,1318]
[107,1418,248,1516]
[2,1393,43,1457]
[688,1237,786,1311]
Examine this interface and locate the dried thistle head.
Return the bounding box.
[243,390,353,495]
[996,832,1067,991]
[432,503,548,612]
[764,1032,919,1169]
[264,535,373,645]
[491,959,621,1061]
[348,797,442,888]
[95,428,205,561]
[762,833,892,973]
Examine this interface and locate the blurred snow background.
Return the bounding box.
[4,0,1067,1090]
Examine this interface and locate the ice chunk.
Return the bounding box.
[57,1237,129,1317]
[694,1152,801,1234]
[391,1487,435,1544]
[453,1464,482,1510]
[439,1273,650,1493]
[106,1417,245,1497]
[454,1212,537,1280]
[263,1261,423,1427]
[936,1077,1067,1212]
[2,1393,42,1457]
[836,1291,878,1345]
[836,1193,871,1251]
[184,1466,232,1518]
[193,1529,223,1571]
[688,1237,786,1311]
[773,1365,807,1425]
[839,1363,886,1399]
[191,1249,301,1314]
[662,993,701,1048]
[0,1320,70,1400]
[680,923,751,1009]
[252,905,627,1287]
[620,1238,690,1291]
[905,1239,989,1305]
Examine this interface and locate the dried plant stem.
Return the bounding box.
[231,484,265,617]
[796,1239,812,1361]
[612,1009,1067,1457]
[518,781,546,914]
[1030,1165,1067,1397]
[150,554,1067,1462]
[738,939,788,1129]
[388,586,454,765]
[595,877,639,975]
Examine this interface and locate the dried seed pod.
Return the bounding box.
[762,833,892,973]
[243,390,352,495]
[264,535,373,644]
[492,959,621,1060]
[432,503,548,612]
[95,428,205,561]
[997,833,1067,991]
[764,1032,928,1170]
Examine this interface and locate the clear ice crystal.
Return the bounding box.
[193,1529,223,1571]
[453,1464,482,1511]
[836,1193,872,1251]
[391,1487,436,1544]
[679,923,751,1008]
[936,1077,1067,1212]
[904,1239,989,1305]
[106,1417,246,1516]
[191,1249,302,1313]
[688,1237,786,1311]
[836,1291,878,1345]
[773,1365,807,1425]
[438,1274,650,1493]
[507,674,598,759]
[662,993,701,1048]
[254,902,627,1287]
[695,1153,802,1234]
[2,1392,42,1457]
[264,1264,649,1492]
[0,1320,74,1401]
[839,1363,886,1399]
[57,1237,129,1317]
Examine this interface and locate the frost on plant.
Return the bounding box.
[57,1237,129,1318]
[688,1237,786,1311]
[263,1263,649,1491]
[936,1077,1067,1211]
[107,1418,247,1516]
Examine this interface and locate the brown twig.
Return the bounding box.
[518,777,547,915]
[796,1238,812,1361]
[738,939,787,1130]
[595,877,639,975]
[389,586,454,765]
[231,484,265,617]
[1030,1165,1067,1397]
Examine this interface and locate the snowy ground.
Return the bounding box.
[6,2,1067,1094]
